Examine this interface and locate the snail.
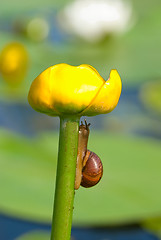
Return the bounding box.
[75,120,103,190]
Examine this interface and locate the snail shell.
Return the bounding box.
[81,150,103,188]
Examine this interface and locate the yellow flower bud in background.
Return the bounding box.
[0,42,28,86]
[28,63,122,117]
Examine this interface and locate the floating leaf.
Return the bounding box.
[16,231,50,240]
[140,80,161,117]
[0,129,161,225]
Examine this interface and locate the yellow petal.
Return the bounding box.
[0,42,28,85]
[28,64,105,116]
[82,70,122,116]
[28,66,59,116]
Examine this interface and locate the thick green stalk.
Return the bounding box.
[51,116,80,240]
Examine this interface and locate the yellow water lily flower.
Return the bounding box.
[0,42,28,85]
[28,63,122,116]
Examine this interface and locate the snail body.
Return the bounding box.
[75,120,103,190]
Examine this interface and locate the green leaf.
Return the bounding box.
[140,80,161,117]
[16,231,50,240]
[0,129,161,225]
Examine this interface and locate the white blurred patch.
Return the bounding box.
[58,0,134,42]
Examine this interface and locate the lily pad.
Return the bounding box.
[142,217,161,239]
[0,129,161,225]
[16,231,50,240]
[140,80,161,117]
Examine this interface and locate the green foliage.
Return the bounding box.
[0,129,161,225]
[0,0,71,17]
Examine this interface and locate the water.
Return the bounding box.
[0,86,160,139]
[0,214,159,240]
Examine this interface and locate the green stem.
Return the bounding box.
[51,116,80,240]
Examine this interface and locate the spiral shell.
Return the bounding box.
[81,150,103,188]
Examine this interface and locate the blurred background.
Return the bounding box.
[0,0,161,239]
